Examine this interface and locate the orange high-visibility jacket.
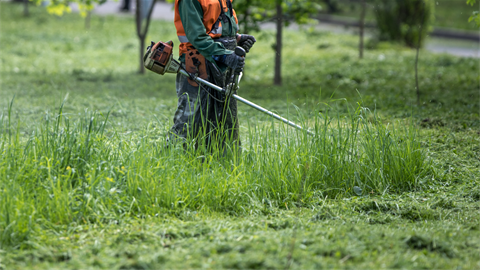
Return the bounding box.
[174,0,239,60]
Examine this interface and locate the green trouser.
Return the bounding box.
[169,70,240,153]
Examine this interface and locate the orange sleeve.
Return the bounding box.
[233,9,238,24]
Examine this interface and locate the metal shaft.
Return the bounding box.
[179,69,314,136]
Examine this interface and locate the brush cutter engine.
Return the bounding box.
[144,40,181,75]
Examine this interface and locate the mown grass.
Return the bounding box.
[1,3,479,269]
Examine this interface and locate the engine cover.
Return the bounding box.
[144,40,180,75]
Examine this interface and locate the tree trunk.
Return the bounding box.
[23,0,29,17]
[415,0,426,105]
[274,0,282,86]
[136,0,156,74]
[359,0,366,59]
[139,37,146,73]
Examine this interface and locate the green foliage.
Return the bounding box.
[234,0,321,84]
[467,0,480,27]
[373,0,435,47]
[32,0,106,17]
[234,0,322,33]
[319,0,341,13]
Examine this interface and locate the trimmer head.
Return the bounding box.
[144,40,181,75]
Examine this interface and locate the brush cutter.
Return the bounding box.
[144,40,314,136]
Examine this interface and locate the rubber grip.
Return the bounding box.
[235,47,246,57]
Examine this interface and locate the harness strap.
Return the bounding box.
[179,0,235,43]
[226,0,233,17]
[217,0,232,20]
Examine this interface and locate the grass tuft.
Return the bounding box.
[0,98,434,248]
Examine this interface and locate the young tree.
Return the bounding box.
[373,0,434,48]
[274,0,283,85]
[414,0,426,105]
[23,0,29,16]
[235,0,321,85]
[359,0,366,59]
[136,0,156,74]
[39,0,158,74]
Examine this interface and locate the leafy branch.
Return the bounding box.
[467,0,480,27]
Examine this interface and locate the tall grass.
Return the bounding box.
[0,99,434,248]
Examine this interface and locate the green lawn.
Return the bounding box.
[1,3,479,269]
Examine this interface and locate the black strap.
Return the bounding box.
[217,0,233,21]
[226,0,233,17]
[217,0,225,18]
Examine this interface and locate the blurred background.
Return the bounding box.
[1,0,478,126]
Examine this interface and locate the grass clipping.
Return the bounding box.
[0,100,434,247]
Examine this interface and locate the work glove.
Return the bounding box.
[222,53,245,74]
[237,34,256,53]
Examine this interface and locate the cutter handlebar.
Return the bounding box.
[235,47,246,57]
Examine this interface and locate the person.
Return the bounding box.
[169,0,256,153]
